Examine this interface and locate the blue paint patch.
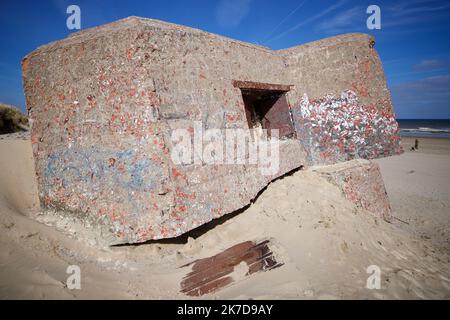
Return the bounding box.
[44,147,164,193]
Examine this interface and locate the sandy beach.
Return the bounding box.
[0,135,449,299]
[376,137,450,251]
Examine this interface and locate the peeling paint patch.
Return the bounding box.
[292,90,402,165]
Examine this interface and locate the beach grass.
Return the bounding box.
[0,103,28,134]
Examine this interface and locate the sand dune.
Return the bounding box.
[0,136,449,299]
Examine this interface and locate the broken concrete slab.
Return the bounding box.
[314,159,392,221]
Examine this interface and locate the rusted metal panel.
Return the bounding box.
[241,91,296,138]
[263,95,296,138]
[180,240,283,296]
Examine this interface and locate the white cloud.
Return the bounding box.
[381,0,450,28]
[266,0,346,44]
[414,57,450,71]
[262,0,308,44]
[216,0,252,28]
[315,6,363,33]
[388,0,450,16]
[391,75,450,118]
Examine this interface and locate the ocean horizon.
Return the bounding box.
[396,119,450,139]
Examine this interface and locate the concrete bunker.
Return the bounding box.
[21,17,403,244]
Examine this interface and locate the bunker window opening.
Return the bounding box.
[233,81,296,139]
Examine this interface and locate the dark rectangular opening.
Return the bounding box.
[240,88,296,139]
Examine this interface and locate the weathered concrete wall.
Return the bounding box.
[22,17,401,244]
[22,17,304,244]
[314,159,392,221]
[281,34,402,165]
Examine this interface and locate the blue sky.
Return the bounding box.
[1,0,449,118]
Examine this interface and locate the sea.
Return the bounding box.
[397,119,450,139]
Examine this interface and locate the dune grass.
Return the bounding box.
[0,103,29,134]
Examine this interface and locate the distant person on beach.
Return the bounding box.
[411,139,419,151]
